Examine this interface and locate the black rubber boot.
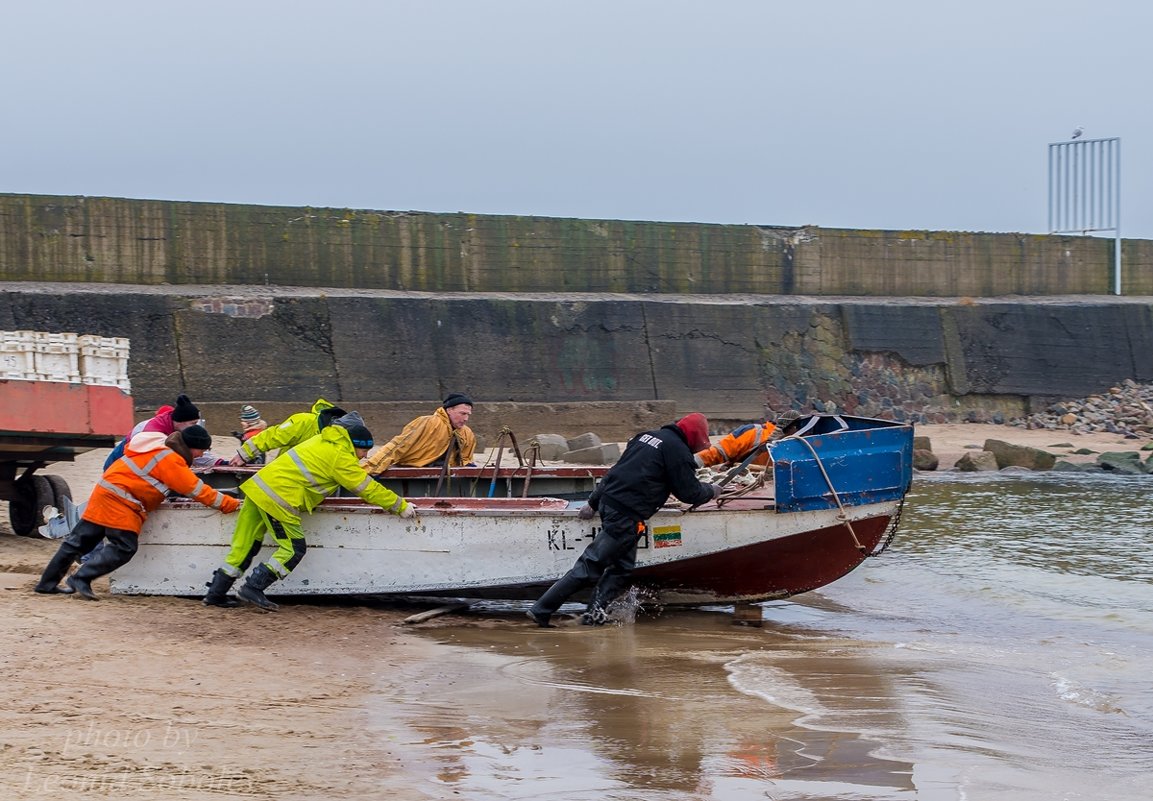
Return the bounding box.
[65,535,135,601]
[34,583,75,595]
[34,548,78,594]
[237,564,280,611]
[66,574,98,601]
[202,569,240,608]
[526,609,555,628]
[528,573,587,627]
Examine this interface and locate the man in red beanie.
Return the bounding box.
[527,413,721,627]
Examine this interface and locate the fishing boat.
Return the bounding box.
[113,415,914,606]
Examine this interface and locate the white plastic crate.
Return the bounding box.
[78,334,130,351]
[80,375,132,390]
[36,332,79,346]
[1,330,131,385]
[0,331,39,380]
[80,351,130,389]
[78,334,130,389]
[34,334,81,383]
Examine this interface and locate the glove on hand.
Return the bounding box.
[710,483,725,500]
[577,503,596,520]
[399,502,418,519]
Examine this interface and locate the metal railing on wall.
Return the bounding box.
[1048,135,1122,294]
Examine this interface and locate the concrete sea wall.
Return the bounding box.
[2,284,1151,442]
[4,193,1153,296]
[2,194,1152,440]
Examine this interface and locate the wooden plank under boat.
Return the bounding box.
[115,415,913,606]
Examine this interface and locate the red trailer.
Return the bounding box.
[0,380,134,535]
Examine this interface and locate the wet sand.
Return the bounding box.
[0,422,1145,799]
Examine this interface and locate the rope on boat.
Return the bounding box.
[710,466,769,507]
[693,463,765,509]
[790,435,868,554]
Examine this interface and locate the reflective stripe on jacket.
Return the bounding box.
[83,431,240,533]
[242,425,408,523]
[695,422,776,468]
[361,406,476,474]
[238,398,337,463]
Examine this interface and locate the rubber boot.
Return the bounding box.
[34,548,77,594]
[202,569,240,608]
[66,536,134,601]
[237,564,280,611]
[527,572,587,627]
[66,574,98,601]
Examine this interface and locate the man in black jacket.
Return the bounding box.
[527,413,721,627]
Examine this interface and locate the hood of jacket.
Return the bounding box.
[320,419,358,451]
[126,431,170,455]
[310,398,338,415]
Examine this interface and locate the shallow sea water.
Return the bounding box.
[369,472,1153,800]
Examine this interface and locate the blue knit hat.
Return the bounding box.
[345,425,374,449]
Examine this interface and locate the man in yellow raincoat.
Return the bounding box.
[228,397,347,466]
[203,412,416,610]
[361,393,477,475]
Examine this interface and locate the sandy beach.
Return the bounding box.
[914,421,1144,467]
[1,421,1146,799]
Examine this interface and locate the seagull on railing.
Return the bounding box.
[1071,126,1084,140]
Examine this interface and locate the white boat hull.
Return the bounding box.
[113,493,901,605]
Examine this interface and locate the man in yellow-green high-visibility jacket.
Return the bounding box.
[203,412,416,610]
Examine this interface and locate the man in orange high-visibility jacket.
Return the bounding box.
[694,421,777,469]
[34,425,241,599]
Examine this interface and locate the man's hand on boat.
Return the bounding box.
[577,503,596,520]
[399,501,418,520]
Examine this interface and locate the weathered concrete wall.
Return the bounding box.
[3,193,1152,296]
[5,193,1153,441]
[2,285,1151,440]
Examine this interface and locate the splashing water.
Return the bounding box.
[608,586,663,625]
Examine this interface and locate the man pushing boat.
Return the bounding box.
[202,412,417,610]
[527,413,722,627]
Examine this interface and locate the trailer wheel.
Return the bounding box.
[9,474,55,537]
[44,474,72,511]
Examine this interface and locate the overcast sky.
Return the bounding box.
[5,1,1151,239]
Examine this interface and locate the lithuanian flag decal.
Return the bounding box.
[652,525,683,548]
